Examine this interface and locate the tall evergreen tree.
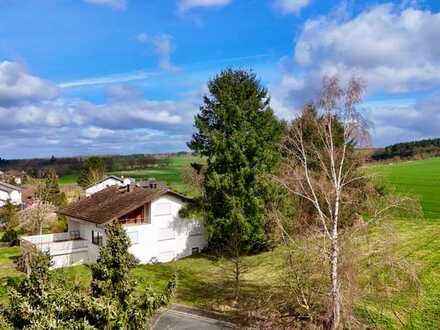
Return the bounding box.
[189,69,284,252]
[77,157,106,188]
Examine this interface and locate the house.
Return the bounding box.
[20,183,207,268]
[0,181,22,207]
[85,175,133,197]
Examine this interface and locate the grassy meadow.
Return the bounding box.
[109,155,202,196]
[366,157,440,219]
[1,156,439,327]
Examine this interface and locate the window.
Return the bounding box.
[92,230,103,246]
[127,231,139,245]
[192,247,200,255]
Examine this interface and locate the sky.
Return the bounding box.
[0,0,439,159]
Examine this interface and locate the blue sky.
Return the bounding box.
[0,0,439,158]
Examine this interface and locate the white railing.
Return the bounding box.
[21,233,88,255]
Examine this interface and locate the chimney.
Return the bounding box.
[148,178,157,189]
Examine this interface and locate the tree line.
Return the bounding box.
[372,137,440,161]
[0,154,182,178]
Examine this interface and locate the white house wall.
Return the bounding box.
[68,218,102,263]
[0,190,9,207]
[0,189,22,207]
[128,194,207,263]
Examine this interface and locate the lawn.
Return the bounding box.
[0,246,23,304]
[366,157,440,219]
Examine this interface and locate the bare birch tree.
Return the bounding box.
[275,76,368,329]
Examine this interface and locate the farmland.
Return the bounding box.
[366,157,440,219]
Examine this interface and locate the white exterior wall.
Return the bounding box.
[68,218,102,263]
[0,189,22,207]
[126,194,207,263]
[85,178,124,197]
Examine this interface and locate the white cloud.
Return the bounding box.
[293,4,440,93]
[0,97,196,157]
[178,0,232,14]
[0,61,202,158]
[274,0,311,15]
[365,94,440,146]
[106,84,143,101]
[0,61,58,107]
[272,4,440,115]
[137,33,180,72]
[83,0,126,10]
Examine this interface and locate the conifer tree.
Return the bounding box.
[90,223,138,308]
[189,69,284,253]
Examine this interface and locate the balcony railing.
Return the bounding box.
[21,232,88,255]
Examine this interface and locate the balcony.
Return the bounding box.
[20,232,88,256]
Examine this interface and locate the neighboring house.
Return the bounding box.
[0,181,22,207]
[21,183,206,268]
[85,175,133,197]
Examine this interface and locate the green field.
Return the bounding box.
[59,155,202,195]
[367,157,440,219]
[58,174,79,185]
[109,155,202,195]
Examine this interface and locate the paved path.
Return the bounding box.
[153,306,235,330]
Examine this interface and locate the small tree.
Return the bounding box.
[5,251,52,328]
[0,200,18,229]
[90,223,177,327]
[0,201,20,244]
[18,200,56,236]
[77,157,106,188]
[91,223,138,308]
[37,168,67,208]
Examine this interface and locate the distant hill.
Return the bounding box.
[372,138,440,161]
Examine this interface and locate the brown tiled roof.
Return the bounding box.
[58,185,188,224]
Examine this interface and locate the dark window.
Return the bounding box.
[191,247,200,255]
[69,230,80,240]
[92,230,103,246]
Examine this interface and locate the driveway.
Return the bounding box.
[153,306,235,330]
